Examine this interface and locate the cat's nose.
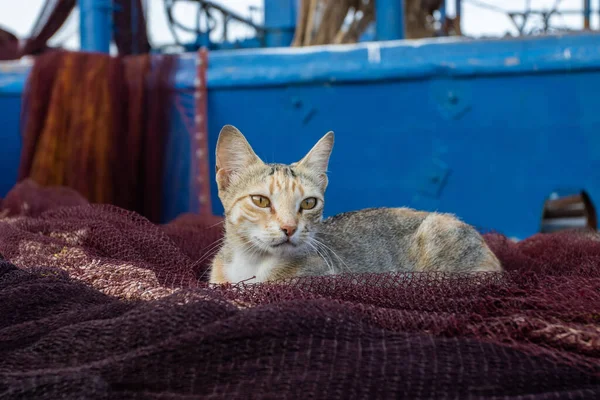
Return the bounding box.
[281,225,297,237]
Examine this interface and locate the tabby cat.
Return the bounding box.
[209,125,502,284]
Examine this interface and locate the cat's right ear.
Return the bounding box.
[215,125,262,191]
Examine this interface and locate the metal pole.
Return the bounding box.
[584,0,591,29]
[439,0,447,35]
[79,0,112,52]
[264,0,297,47]
[375,0,405,40]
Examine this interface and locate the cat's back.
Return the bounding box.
[320,207,430,248]
[313,207,501,274]
[322,207,428,233]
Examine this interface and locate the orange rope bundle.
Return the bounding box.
[19,51,176,222]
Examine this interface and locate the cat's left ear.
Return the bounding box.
[296,131,334,186]
[215,125,263,191]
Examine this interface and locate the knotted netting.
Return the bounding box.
[0,179,599,399]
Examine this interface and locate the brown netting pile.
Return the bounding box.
[0,26,19,60]
[18,50,176,223]
[1,180,600,399]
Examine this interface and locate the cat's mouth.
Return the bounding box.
[272,240,296,248]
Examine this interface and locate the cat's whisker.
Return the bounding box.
[197,235,257,282]
[313,238,345,275]
[308,239,335,275]
[205,220,225,229]
[236,235,264,260]
[192,238,241,280]
[312,238,352,274]
[196,265,212,282]
[307,242,332,275]
[196,252,226,280]
[189,237,226,269]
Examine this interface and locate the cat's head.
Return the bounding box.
[215,125,334,256]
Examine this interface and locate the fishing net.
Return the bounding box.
[18,50,176,223]
[0,180,599,399]
[0,26,19,60]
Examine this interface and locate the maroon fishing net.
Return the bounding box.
[18,50,176,224]
[0,179,599,399]
[0,26,19,60]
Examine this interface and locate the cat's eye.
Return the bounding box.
[300,197,317,210]
[251,195,271,208]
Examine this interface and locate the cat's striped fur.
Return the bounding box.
[209,125,502,284]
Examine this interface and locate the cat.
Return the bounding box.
[209,125,502,284]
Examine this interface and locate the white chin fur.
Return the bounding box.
[251,234,309,256]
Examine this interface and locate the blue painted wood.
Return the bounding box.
[203,71,600,239]
[0,61,28,199]
[201,35,600,87]
[162,97,195,223]
[3,33,600,238]
[0,94,22,198]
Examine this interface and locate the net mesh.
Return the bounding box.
[18,50,176,223]
[1,181,599,399]
[0,26,19,60]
